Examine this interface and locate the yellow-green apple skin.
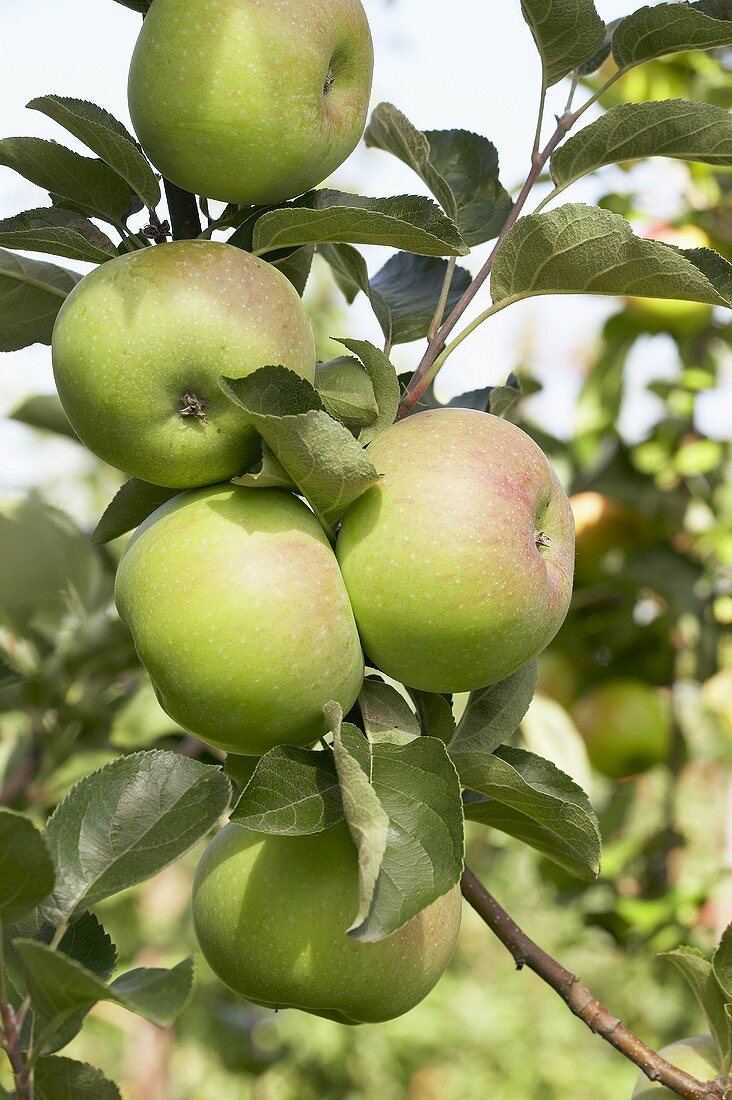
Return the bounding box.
[336,409,576,693]
[192,822,462,1024]
[115,485,364,754]
[128,0,374,206]
[571,679,672,780]
[52,241,316,489]
[632,1036,721,1098]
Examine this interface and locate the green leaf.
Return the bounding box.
[364,104,511,247]
[0,208,116,265]
[335,339,401,445]
[0,138,133,226]
[520,0,606,86]
[463,747,601,880]
[489,373,523,419]
[552,101,732,193]
[230,746,344,835]
[409,691,456,744]
[220,366,380,534]
[578,17,623,73]
[358,679,421,743]
[112,0,151,9]
[14,940,193,1041]
[224,754,260,794]
[3,912,117,1052]
[28,96,160,209]
[270,245,315,296]
[713,924,732,1002]
[91,479,180,545]
[364,103,456,216]
[108,959,194,1026]
[253,189,467,258]
[317,242,371,305]
[320,245,468,351]
[233,440,296,492]
[3,912,117,1007]
[315,357,379,430]
[10,395,77,439]
[662,945,732,1071]
[326,704,464,942]
[613,1,732,71]
[521,694,593,795]
[491,204,732,308]
[0,810,55,923]
[35,1056,121,1100]
[331,717,390,936]
[369,253,472,344]
[423,130,513,247]
[449,663,539,758]
[0,249,80,352]
[42,751,230,925]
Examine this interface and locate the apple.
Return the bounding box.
[52,241,316,489]
[192,821,462,1024]
[570,679,672,780]
[115,484,364,754]
[128,0,374,207]
[571,492,647,586]
[632,1036,721,1098]
[336,408,575,693]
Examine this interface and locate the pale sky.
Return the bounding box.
[1,0,729,511]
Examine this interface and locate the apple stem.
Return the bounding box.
[461,866,727,1099]
[179,394,208,422]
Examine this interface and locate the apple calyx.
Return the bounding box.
[179,393,208,423]
[535,531,552,549]
[324,67,336,96]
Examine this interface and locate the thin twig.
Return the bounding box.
[398,113,571,416]
[427,257,457,342]
[397,67,625,418]
[461,867,728,1100]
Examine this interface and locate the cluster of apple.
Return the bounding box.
[50,0,576,1024]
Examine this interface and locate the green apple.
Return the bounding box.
[627,297,712,337]
[128,0,374,206]
[192,821,462,1024]
[115,485,364,754]
[571,492,648,586]
[632,1036,721,1098]
[571,679,672,780]
[52,241,316,489]
[336,409,575,693]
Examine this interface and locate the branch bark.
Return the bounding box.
[163,179,201,241]
[461,866,728,1100]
